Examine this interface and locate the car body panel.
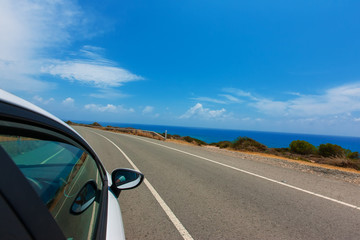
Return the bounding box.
[107,190,126,239]
[0,89,138,240]
[106,171,126,239]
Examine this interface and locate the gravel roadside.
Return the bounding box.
[199,145,360,185]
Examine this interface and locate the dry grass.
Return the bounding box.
[166,139,199,146]
[245,151,360,174]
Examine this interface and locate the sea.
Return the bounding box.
[79,121,360,153]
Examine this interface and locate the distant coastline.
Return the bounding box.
[72,120,360,153]
[67,121,360,172]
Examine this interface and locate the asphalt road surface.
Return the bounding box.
[74,126,360,240]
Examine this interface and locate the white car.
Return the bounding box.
[0,89,144,240]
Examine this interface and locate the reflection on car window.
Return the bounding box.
[0,135,103,240]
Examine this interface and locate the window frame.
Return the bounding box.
[0,101,109,240]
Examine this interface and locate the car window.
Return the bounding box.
[0,134,103,240]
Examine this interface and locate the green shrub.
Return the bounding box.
[183,136,193,143]
[318,143,345,157]
[273,147,290,153]
[194,139,207,146]
[182,136,206,146]
[346,151,359,159]
[92,122,101,127]
[232,137,267,152]
[213,141,232,149]
[289,140,316,155]
[267,148,290,155]
[171,134,182,140]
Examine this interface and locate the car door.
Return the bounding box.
[0,104,109,239]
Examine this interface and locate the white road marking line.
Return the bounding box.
[41,148,65,164]
[110,131,360,211]
[91,131,194,240]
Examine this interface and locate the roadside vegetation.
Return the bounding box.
[66,121,360,171]
[162,133,207,146]
[216,138,360,171]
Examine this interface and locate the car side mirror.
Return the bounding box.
[71,180,98,214]
[110,168,144,198]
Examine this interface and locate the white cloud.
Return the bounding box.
[43,60,143,88]
[89,89,128,99]
[226,83,360,117]
[219,94,243,103]
[85,104,116,112]
[223,88,257,100]
[0,61,55,92]
[33,96,43,102]
[80,45,108,61]
[142,106,154,114]
[0,0,80,59]
[191,97,226,104]
[286,83,360,116]
[33,95,54,105]
[180,103,227,119]
[41,45,144,88]
[251,99,288,115]
[62,97,74,105]
[0,1,138,94]
[0,0,83,92]
[84,104,135,113]
[192,94,243,105]
[286,92,302,96]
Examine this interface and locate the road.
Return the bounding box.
[74,126,360,240]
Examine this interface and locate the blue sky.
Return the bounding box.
[1,0,360,136]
